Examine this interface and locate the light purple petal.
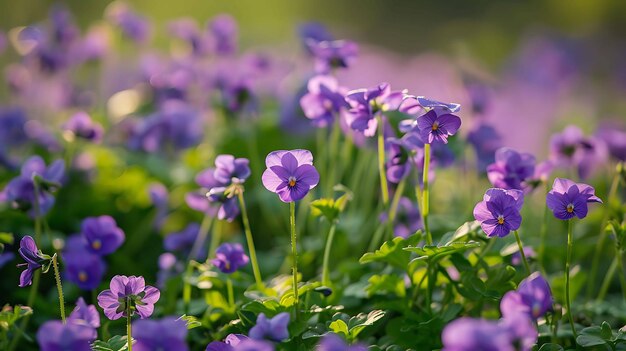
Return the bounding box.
[262,169,285,192]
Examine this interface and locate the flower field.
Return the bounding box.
[1,2,626,351]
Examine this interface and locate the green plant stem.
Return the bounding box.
[514,230,531,276]
[597,257,618,302]
[183,262,194,315]
[538,183,550,275]
[326,119,341,195]
[226,278,235,308]
[51,255,65,323]
[617,250,626,302]
[387,178,406,238]
[126,302,132,351]
[588,167,621,300]
[565,220,577,338]
[289,202,299,320]
[376,115,389,206]
[237,192,264,289]
[426,260,434,314]
[208,219,222,260]
[322,222,337,287]
[422,143,432,245]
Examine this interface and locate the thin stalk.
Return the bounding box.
[126,301,132,351]
[322,222,337,286]
[588,167,621,300]
[422,143,432,245]
[514,230,531,276]
[237,192,264,289]
[376,115,389,206]
[326,119,342,195]
[289,202,299,320]
[51,255,66,323]
[188,214,213,262]
[426,260,434,314]
[565,220,577,338]
[183,262,194,315]
[316,128,327,186]
[538,183,550,275]
[596,257,618,302]
[226,278,235,308]
[208,219,222,260]
[387,178,407,239]
[617,250,626,302]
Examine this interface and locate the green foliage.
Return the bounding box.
[359,233,422,270]
[91,336,130,351]
[310,185,353,223]
[404,241,481,263]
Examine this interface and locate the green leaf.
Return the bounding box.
[179,315,202,330]
[329,319,349,336]
[310,186,353,222]
[538,344,564,351]
[366,274,406,298]
[0,305,33,331]
[578,326,608,347]
[348,310,385,340]
[601,321,614,341]
[91,335,130,351]
[405,241,481,263]
[442,221,481,245]
[360,234,422,270]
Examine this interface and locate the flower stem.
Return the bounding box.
[183,262,193,315]
[538,183,550,275]
[126,301,132,351]
[387,178,406,239]
[208,219,222,260]
[565,219,577,338]
[616,249,626,302]
[289,201,299,320]
[422,143,432,245]
[322,222,337,286]
[237,192,264,289]
[326,118,342,195]
[51,255,66,323]
[226,277,235,308]
[376,115,389,206]
[514,230,531,276]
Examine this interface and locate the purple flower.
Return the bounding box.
[512,247,536,266]
[37,320,96,351]
[416,96,461,113]
[345,83,403,137]
[17,235,48,287]
[261,149,320,203]
[317,333,367,351]
[236,340,275,351]
[500,272,552,319]
[213,155,251,185]
[68,297,101,330]
[249,312,290,342]
[81,215,125,256]
[132,317,189,351]
[385,137,418,184]
[416,109,461,145]
[391,197,423,238]
[486,147,536,191]
[300,75,348,127]
[473,188,524,237]
[208,14,238,55]
[97,275,160,320]
[441,318,513,351]
[206,334,249,351]
[549,125,608,179]
[63,251,106,290]
[466,122,502,172]
[499,314,538,351]
[207,187,240,222]
[595,121,626,161]
[106,2,151,43]
[62,111,103,143]
[212,243,249,274]
[308,39,358,74]
[2,156,65,217]
[298,22,333,54]
[546,178,602,220]
[523,160,554,191]
[164,223,207,260]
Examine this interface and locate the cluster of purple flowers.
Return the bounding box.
[37,298,100,351]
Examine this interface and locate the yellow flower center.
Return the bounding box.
[566,204,574,213]
[497,215,505,225]
[92,240,102,250]
[432,121,439,131]
[79,271,88,282]
[288,177,296,187]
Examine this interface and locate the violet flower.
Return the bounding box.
[416,96,461,113]
[235,340,275,351]
[262,149,320,202]
[68,297,101,330]
[63,251,106,290]
[206,334,249,351]
[500,272,553,320]
[473,188,524,238]
[213,154,251,184]
[486,147,536,191]
[345,83,403,137]
[546,178,602,220]
[416,109,461,145]
[209,14,238,55]
[466,122,503,172]
[441,315,537,351]
[81,215,125,256]
[298,22,333,54]
[106,2,151,43]
[132,316,189,351]
[212,243,249,274]
[62,111,103,143]
[299,75,348,127]
[317,333,367,351]
[308,39,358,74]
[249,312,290,342]
[17,235,49,287]
[549,125,608,179]
[36,320,96,351]
[512,247,536,266]
[97,275,160,320]
[595,122,626,161]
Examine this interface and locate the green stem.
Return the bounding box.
[183,262,194,315]
[565,220,577,338]
[226,278,235,308]
[617,250,626,302]
[237,192,264,289]
[376,115,389,206]
[596,256,618,302]
[322,222,337,286]
[387,178,407,239]
[289,202,299,320]
[126,302,132,351]
[52,255,66,323]
[426,260,434,314]
[538,186,550,275]
[422,143,432,245]
[326,119,342,195]
[208,219,222,260]
[514,230,531,276]
[588,166,621,300]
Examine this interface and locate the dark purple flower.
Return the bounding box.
[486,148,535,191]
[512,247,536,266]
[0,252,15,269]
[164,223,207,261]
[236,340,275,351]
[212,243,249,274]
[63,251,106,290]
[473,188,524,238]
[68,297,101,330]
[345,83,404,137]
[500,272,552,319]
[169,19,210,56]
[37,320,95,351]
[132,316,189,351]
[261,149,320,202]
[523,160,554,191]
[213,154,251,185]
[249,312,290,342]
[206,334,250,351]
[499,314,538,351]
[549,126,608,179]
[106,2,151,43]
[300,75,348,128]
[97,275,160,320]
[298,22,333,54]
[81,215,125,256]
[317,333,367,351]
[2,156,65,217]
[546,178,602,220]
[466,122,503,171]
[219,77,258,116]
[209,14,238,55]
[385,137,417,184]
[17,235,48,287]
[416,96,461,113]
[595,121,626,161]
[186,167,222,215]
[207,187,240,222]
[308,39,358,74]
[416,109,462,145]
[441,318,514,351]
[62,111,103,143]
